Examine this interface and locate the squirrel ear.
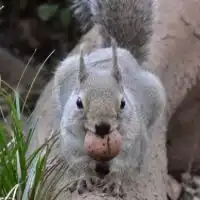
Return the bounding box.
[79,45,88,83]
[111,38,122,83]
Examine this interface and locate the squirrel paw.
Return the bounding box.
[100,178,125,198]
[68,175,101,194]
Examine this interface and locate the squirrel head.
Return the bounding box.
[76,39,126,136]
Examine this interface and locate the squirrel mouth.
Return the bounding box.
[95,162,110,178]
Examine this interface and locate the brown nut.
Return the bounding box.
[84,131,122,162]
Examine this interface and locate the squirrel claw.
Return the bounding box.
[101,179,125,198]
[68,175,101,195]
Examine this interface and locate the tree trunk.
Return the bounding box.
[27,0,200,199]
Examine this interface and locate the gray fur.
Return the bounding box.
[71,0,154,64]
[54,47,166,195]
[54,0,166,196]
[79,48,89,83]
[111,38,122,83]
[71,0,93,31]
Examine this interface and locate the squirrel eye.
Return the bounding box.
[120,98,126,109]
[76,97,84,109]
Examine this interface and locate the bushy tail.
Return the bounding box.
[71,0,154,64]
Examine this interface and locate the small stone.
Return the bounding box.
[182,172,193,184]
[193,196,200,200]
[167,175,182,200]
[184,186,196,195]
[193,176,200,188]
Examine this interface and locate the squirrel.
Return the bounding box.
[53,0,166,198]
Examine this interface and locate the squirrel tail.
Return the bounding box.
[71,0,155,64]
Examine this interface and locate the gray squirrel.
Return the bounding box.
[54,0,166,198]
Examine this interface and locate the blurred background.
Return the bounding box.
[0,0,85,114]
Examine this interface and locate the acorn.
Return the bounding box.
[84,131,123,162]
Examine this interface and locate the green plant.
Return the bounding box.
[0,48,65,199]
[0,87,60,200]
[37,4,59,22]
[0,0,73,29]
[37,3,73,28]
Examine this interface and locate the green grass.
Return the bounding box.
[0,87,60,200]
[0,49,65,200]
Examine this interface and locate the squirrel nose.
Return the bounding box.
[95,122,111,137]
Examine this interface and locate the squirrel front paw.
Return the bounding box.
[68,175,101,194]
[99,174,126,198]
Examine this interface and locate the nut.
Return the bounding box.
[84,131,122,162]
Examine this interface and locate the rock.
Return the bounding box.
[167,175,182,200]
[193,176,200,188]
